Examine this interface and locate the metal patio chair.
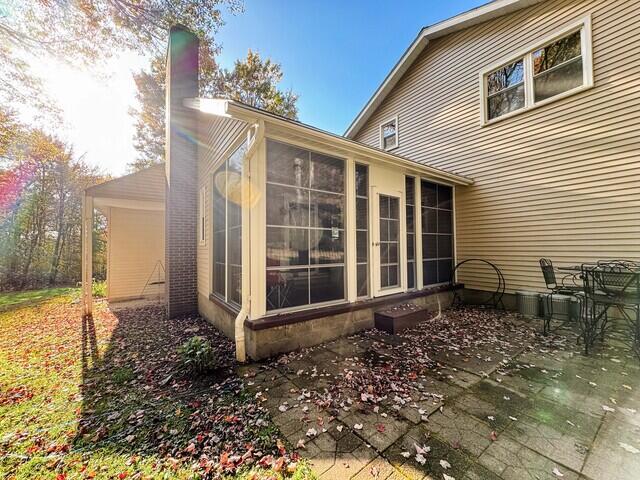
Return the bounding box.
[539,258,582,335]
[580,262,640,357]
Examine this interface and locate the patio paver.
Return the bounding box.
[241,307,640,479]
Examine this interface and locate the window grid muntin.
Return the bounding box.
[379,194,400,289]
[266,139,346,312]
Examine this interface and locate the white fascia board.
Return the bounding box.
[344,0,546,138]
[223,101,473,186]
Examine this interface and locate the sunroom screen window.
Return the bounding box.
[212,140,246,306]
[266,140,345,311]
[405,176,416,289]
[421,180,453,286]
[355,164,369,297]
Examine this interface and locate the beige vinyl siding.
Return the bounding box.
[108,208,165,301]
[196,114,247,299]
[353,0,640,293]
[87,163,165,202]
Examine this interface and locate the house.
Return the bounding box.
[82,0,640,360]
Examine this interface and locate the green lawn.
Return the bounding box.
[0,287,76,311]
[0,289,313,480]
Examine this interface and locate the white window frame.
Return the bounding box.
[379,116,399,151]
[199,186,206,245]
[480,15,593,125]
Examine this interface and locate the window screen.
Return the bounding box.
[421,180,454,285]
[266,140,345,311]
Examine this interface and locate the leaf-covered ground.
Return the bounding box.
[0,291,314,480]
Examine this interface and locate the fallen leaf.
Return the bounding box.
[552,467,564,477]
[440,459,451,469]
[619,442,640,454]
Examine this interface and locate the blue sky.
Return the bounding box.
[216,0,487,134]
[33,0,486,175]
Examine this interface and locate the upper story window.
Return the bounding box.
[380,117,398,150]
[482,16,593,124]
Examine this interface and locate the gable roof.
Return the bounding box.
[344,0,545,138]
[187,97,473,185]
[86,162,165,202]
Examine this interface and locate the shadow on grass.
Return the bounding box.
[74,304,288,475]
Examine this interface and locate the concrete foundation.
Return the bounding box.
[199,289,454,360]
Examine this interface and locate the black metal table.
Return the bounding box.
[578,263,640,357]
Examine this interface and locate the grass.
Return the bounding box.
[0,287,75,311]
[0,282,106,313]
[0,288,315,480]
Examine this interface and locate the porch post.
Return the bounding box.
[81,193,93,317]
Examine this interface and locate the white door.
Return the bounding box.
[372,186,405,296]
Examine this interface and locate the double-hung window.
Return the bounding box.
[380,117,398,150]
[482,17,592,123]
[265,139,346,312]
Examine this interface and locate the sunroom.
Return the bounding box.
[188,99,473,360]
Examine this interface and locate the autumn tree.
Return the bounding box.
[0,0,242,110]
[0,114,106,290]
[129,48,298,170]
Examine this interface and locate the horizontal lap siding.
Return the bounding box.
[196,115,247,298]
[108,208,165,300]
[354,0,640,293]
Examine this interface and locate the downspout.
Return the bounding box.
[234,119,264,362]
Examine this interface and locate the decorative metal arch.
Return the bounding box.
[451,259,506,310]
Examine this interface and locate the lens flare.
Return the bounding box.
[214,170,261,208]
[0,162,36,214]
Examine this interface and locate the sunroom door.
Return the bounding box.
[372,187,405,296]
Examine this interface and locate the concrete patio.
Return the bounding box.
[239,307,640,479]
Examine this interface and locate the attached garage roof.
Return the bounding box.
[344,0,545,138]
[86,163,165,203]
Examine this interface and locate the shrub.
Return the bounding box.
[178,336,223,373]
[92,281,107,298]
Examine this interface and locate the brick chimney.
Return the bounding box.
[165,25,199,318]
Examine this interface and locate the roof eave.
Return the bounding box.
[187,98,473,186]
[344,0,546,138]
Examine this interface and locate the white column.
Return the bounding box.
[346,156,357,303]
[81,193,94,317]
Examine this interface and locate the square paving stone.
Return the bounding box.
[351,455,399,480]
[495,371,546,396]
[423,407,493,458]
[479,435,581,480]
[581,416,640,480]
[320,443,377,479]
[348,410,411,452]
[502,409,592,472]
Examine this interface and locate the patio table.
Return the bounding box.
[578,262,640,357]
